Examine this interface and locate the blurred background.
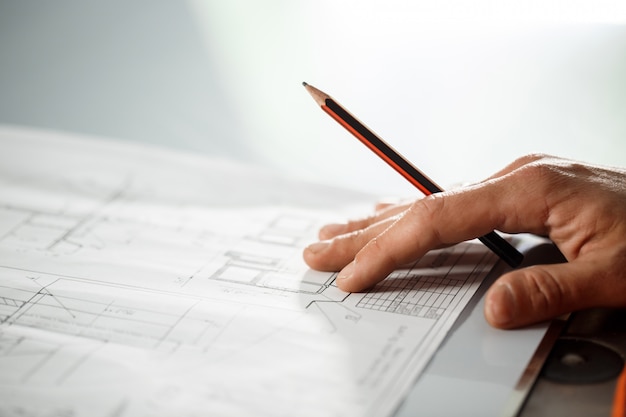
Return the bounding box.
[1,1,625,197]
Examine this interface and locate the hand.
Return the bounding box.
[303,154,626,329]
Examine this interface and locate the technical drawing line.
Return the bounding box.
[0,207,35,241]
[307,299,362,333]
[0,265,147,292]
[56,342,107,385]
[309,301,339,333]
[353,245,482,318]
[40,287,77,319]
[5,289,50,324]
[78,300,115,340]
[0,297,21,307]
[157,299,201,351]
[202,305,246,353]
[0,265,211,306]
[393,250,493,363]
[108,398,130,417]
[305,289,358,322]
[21,344,60,384]
[46,177,131,251]
[0,333,22,356]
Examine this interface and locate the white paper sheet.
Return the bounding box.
[0,125,498,417]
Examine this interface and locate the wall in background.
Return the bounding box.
[1,1,625,196]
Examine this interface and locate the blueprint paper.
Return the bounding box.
[0,126,498,417]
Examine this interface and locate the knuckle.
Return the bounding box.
[515,155,586,186]
[345,213,380,233]
[359,235,383,260]
[357,234,397,272]
[408,194,443,224]
[344,218,366,232]
[405,194,448,245]
[341,228,366,247]
[513,153,552,167]
[511,159,572,199]
[518,160,559,181]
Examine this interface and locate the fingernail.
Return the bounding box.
[486,283,515,327]
[306,240,330,254]
[336,261,355,285]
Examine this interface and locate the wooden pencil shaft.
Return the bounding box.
[303,82,524,268]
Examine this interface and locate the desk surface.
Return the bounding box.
[520,307,626,417]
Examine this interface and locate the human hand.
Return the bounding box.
[303,154,626,329]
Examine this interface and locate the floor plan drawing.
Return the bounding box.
[0,126,500,417]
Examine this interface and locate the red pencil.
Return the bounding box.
[613,366,626,417]
[303,82,523,268]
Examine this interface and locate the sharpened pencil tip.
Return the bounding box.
[302,81,308,87]
[302,82,329,106]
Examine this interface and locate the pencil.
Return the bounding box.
[303,82,524,268]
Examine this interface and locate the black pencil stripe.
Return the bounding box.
[325,99,442,195]
[325,97,523,268]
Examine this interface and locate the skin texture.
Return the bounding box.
[303,154,626,329]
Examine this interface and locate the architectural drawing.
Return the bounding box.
[0,126,499,417]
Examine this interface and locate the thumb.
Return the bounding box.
[484,261,601,329]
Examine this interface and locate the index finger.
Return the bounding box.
[335,173,550,292]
